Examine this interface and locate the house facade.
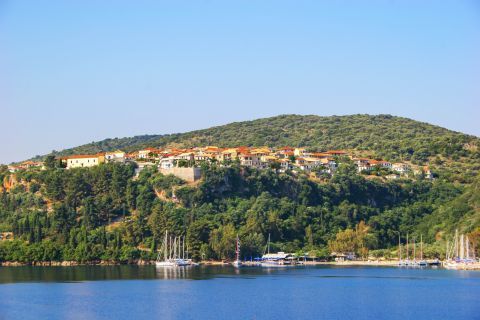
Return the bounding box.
[63,154,105,169]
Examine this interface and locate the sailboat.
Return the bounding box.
[260,233,293,267]
[418,235,428,267]
[401,233,411,267]
[397,234,407,266]
[444,230,480,270]
[232,235,242,267]
[156,231,190,267]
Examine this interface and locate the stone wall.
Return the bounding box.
[159,167,202,182]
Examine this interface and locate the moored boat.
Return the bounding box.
[260,234,295,267]
[156,231,192,267]
[443,230,480,270]
[232,235,242,268]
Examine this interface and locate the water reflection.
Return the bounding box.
[1,265,478,284]
[0,265,300,283]
[0,265,158,283]
[155,266,194,280]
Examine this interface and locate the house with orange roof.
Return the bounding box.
[238,153,261,167]
[311,152,330,159]
[125,152,138,160]
[422,166,433,179]
[278,159,293,171]
[251,147,271,157]
[7,165,21,173]
[138,148,163,159]
[325,150,347,156]
[218,148,240,162]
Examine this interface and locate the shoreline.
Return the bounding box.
[0,259,401,267]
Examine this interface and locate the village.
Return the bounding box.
[7,146,433,183]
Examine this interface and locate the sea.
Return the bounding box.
[0,265,478,319]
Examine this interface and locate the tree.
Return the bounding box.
[209,224,236,260]
[44,155,57,170]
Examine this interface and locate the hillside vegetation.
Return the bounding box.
[37,115,476,159]
[1,114,478,263]
[36,114,479,183]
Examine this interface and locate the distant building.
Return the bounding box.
[325,150,347,157]
[62,154,105,169]
[8,161,43,172]
[238,153,261,167]
[333,252,356,262]
[159,157,175,170]
[294,148,306,157]
[423,166,434,179]
[392,163,410,175]
[138,148,162,159]
[105,150,126,162]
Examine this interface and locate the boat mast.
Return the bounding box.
[235,235,240,261]
[268,233,271,254]
[182,237,185,260]
[406,233,409,261]
[413,237,416,261]
[164,231,168,261]
[445,240,449,261]
[460,234,464,260]
[420,235,423,261]
[398,234,402,262]
[454,229,459,259]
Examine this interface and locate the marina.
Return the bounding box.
[444,230,480,270]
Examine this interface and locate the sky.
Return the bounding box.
[1,1,479,164]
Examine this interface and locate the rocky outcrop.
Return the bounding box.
[3,175,17,192]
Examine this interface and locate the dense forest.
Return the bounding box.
[2,114,479,263]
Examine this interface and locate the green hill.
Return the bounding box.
[46,114,478,159]
[2,114,478,264]
[38,114,480,183]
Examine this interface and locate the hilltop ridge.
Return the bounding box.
[37,114,478,162]
[28,114,479,183]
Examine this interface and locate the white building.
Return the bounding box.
[159,157,175,170]
[238,154,261,167]
[294,148,306,157]
[105,150,126,162]
[63,154,105,169]
[392,163,410,175]
[138,148,161,159]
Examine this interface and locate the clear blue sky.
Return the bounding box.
[1,1,479,164]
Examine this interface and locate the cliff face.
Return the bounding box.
[2,175,17,192]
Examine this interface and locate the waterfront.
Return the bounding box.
[0,265,478,319]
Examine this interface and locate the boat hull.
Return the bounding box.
[232,260,242,268]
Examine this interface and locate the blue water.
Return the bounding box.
[0,265,478,320]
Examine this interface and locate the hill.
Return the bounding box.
[45,115,478,159]
[1,114,478,264]
[37,114,480,183]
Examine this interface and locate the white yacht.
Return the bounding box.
[156,231,190,267]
